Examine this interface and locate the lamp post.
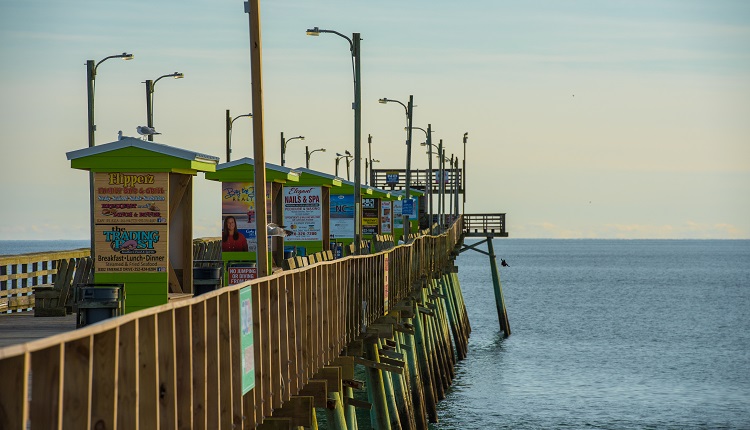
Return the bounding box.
[411,125,433,232]
[305,146,326,169]
[281,133,305,166]
[86,52,134,263]
[225,110,252,162]
[367,134,373,185]
[307,26,363,253]
[365,158,380,185]
[462,132,468,215]
[335,151,352,179]
[379,96,414,242]
[144,72,184,141]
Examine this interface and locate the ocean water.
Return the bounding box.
[433,239,750,429]
[0,240,89,256]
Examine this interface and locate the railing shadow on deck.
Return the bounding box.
[0,218,463,429]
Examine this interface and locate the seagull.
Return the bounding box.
[136,125,161,136]
[267,223,293,237]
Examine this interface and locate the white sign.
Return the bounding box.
[381,201,392,234]
[283,186,322,241]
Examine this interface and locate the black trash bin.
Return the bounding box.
[76,283,124,328]
[193,266,222,296]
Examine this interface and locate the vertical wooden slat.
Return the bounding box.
[118,320,138,430]
[192,301,207,430]
[138,315,159,429]
[260,281,273,418]
[303,270,313,383]
[252,281,263,423]
[158,309,178,430]
[218,292,233,427]
[91,329,118,430]
[269,278,281,410]
[30,346,61,430]
[321,264,330,363]
[293,272,304,391]
[310,267,319,373]
[277,276,290,402]
[63,336,92,430]
[205,296,220,428]
[283,274,297,398]
[229,290,245,428]
[1,353,29,429]
[174,305,193,429]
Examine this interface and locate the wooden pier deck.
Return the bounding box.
[0,313,77,348]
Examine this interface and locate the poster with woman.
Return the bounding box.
[221,182,272,252]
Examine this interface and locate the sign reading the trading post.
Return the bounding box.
[94,172,169,273]
[283,186,322,241]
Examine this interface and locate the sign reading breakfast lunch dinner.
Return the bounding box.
[95,224,168,273]
[94,172,169,273]
[94,172,168,224]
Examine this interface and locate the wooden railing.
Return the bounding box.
[0,249,91,313]
[0,218,463,429]
[462,213,508,237]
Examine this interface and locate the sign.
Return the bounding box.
[362,198,379,236]
[283,186,322,241]
[240,286,255,394]
[330,194,354,239]
[380,201,392,234]
[95,224,168,273]
[435,171,450,184]
[94,172,168,224]
[221,182,272,253]
[393,199,418,229]
[402,199,414,217]
[385,172,399,185]
[228,264,258,285]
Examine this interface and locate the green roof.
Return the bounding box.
[205,158,300,183]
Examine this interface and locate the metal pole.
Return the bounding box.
[346,158,351,181]
[449,154,454,225]
[335,157,340,177]
[280,131,285,166]
[145,80,154,142]
[246,0,269,277]
[454,156,459,218]
[226,109,231,162]
[305,145,310,169]
[427,124,433,234]
[368,134,373,185]
[365,158,369,186]
[86,60,96,263]
[438,140,444,231]
[353,32,362,252]
[403,95,414,243]
[462,132,467,215]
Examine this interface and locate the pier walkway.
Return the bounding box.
[0,219,484,430]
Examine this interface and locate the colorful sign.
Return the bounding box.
[240,286,255,394]
[95,224,168,273]
[221,182,272,253]
[330,194,354,239]
[393,199,418,229]
[94,172,168,224]
[380,201,392,234]
[402,199,414,217]
[362,198,379,236]
[283,186,322,241]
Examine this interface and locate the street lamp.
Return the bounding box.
[307,26,363,253]
[144,72,184,141]
[335,151,352,179]
[306,146,326,169]
[424,139,446,231]
[365,158,380,185]
[226,110,252,162]
[379,96,414,242]
[85,52,133,265]
[412,125,434,233]
[281,133,305,166]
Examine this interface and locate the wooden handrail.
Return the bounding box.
[0,218,464,429]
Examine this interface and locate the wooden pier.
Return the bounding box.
[0,219,480,429]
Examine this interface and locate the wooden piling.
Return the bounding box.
[486,239,511,337]
[412,300,438,423]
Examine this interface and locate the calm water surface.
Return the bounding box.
[432,239,750,429]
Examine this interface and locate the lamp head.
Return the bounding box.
[306,27,321,36]
[121,53,134,60]
[336,153,345,157]
[173,72,184,79]
[300,136,305,141]
[378,98,388,104]
[372,159,380,163]
[320,148,326,152]
[463,132,468,143]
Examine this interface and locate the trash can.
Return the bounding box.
[193,266,222,296]
[76,283,124,328]
[284,246,297,259]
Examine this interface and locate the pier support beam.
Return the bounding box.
[487,239,511,337]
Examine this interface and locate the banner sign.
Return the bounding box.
[228,264,258,285]
[386,172,399,185]
[393,199,418,229]
[283,186,322,241]
[402,199,414,217]
[94,172,168,224]
[240,286,255,394]
[330,194,354,239]
[221,182,272,253]
[362,198,379,236]
[95,224,168,273]
[380,201,392,234]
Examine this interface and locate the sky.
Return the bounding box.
[1,0,749,240]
